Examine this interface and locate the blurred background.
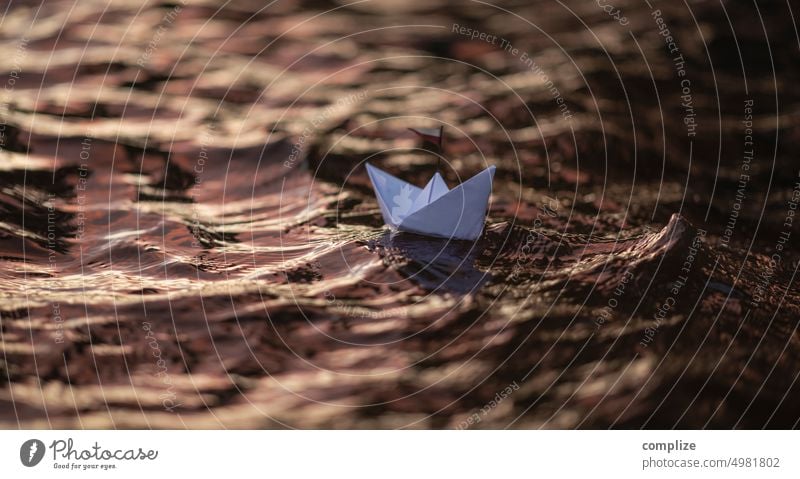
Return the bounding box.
[0,0,799,428]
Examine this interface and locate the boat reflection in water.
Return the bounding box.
[367,230,492,295]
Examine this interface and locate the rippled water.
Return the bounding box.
[1,0,799,428]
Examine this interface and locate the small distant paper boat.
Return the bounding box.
[366,163,495,241]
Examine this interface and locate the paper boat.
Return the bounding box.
[366,163,495,241]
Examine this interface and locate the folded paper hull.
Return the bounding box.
[366,163,495,241]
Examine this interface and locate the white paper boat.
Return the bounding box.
[366,163,495,240]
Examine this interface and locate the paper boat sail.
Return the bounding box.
[408,126,443,151]
[366,163,495,241]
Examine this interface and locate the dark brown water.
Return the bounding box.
[1,0,799,428]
